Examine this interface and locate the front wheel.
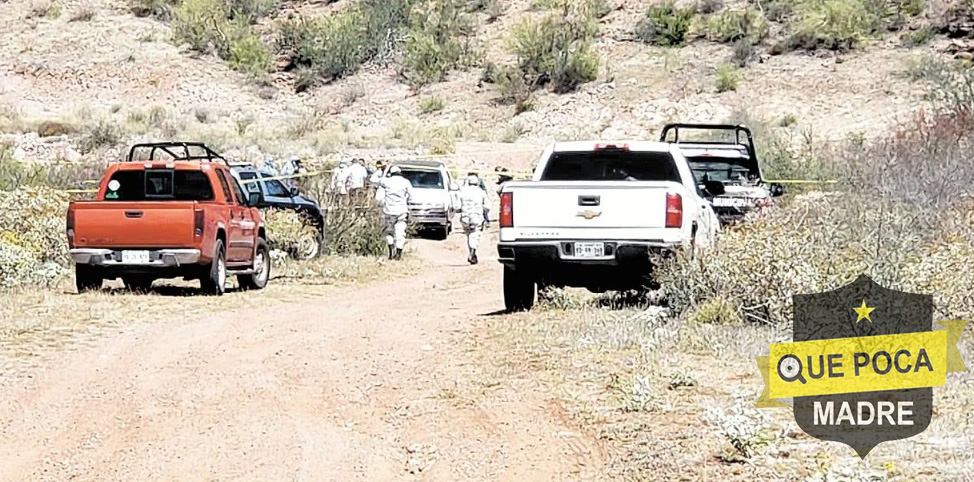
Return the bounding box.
[75,265,103,293]
[239,238,271,290]
[200,239,227,296]
[503,265,536,312]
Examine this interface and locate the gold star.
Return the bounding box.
[853,300,875,324]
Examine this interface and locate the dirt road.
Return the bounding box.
[0,233,601,481]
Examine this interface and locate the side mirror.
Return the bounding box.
[703,180,726,197]
[769,183,786,197]
[248,192,262,207]
[289,185,300,197]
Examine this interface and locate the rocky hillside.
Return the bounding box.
[0,0,970,173]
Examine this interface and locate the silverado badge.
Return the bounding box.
[577,209,602,220]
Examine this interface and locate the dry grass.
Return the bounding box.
[468,300,974,480]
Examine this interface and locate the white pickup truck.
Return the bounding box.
[496,141,721,311]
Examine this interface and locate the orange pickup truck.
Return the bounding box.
[66,142,270,295]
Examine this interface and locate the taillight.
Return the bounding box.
[665,192,682,228]
[66,209,76,248]
[194,209,204,237]
[500,192,514,228]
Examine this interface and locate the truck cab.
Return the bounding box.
[66,142,270,295]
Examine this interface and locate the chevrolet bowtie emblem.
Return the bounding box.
[577,209,602,220]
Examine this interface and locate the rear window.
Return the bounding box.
[540,151,681,182]
[401,169,444,189]
[104,169,215,201]
[687,159,754,183]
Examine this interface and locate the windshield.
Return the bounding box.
[105,169,214,201]
[540,151,680,182]
[401,169,444,189]
[687,159,755,183]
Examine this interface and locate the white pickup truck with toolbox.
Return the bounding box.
[496,141,722,311]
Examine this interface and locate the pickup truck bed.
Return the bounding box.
[67,142,270,295]
[497,141,720,311]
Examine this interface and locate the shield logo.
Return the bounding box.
[791,274,934,458]
[577,209,601,220]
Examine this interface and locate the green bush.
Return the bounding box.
[714,64,740,92]
[702,7,769,44]
[261,208,320,257]
[77,121,123,154]
[508,9,599,93]
[225,0,277,23]
[402,0,479,87]
[784,0,909,51]
[171,0,272,77]
[276,0,414,87]
[419,96,446,113]
[0,187,72,289]
[229,34,272,78]
[635,2,695,46]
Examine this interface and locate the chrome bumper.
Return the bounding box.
[408,209,450,226]
[70,248,201,267]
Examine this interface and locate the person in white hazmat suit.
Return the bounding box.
[344,158,369,197]
[330,159,350,194]
[375,165,413,260]
[458,175,489,265]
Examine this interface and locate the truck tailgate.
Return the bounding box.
[511,181,677,229]
[72,201,198,248]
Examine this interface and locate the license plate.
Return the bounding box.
[574,242,605,258]
[712,197,752,208]
[121,250,150,264]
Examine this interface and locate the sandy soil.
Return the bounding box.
[0,232,602,481]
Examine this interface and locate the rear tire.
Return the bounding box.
[123,276,154,293]
[503,265,536,312]
[238,238,270,291]
[75,265,103,294]
[200,240,227,296]
[432,226,449,241]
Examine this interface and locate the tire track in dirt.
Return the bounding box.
[0,230,601,481]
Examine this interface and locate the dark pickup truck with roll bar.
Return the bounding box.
[659,123,785,225]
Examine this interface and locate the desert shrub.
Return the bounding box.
[489,64,535,112]
[906,58,974,117]
[172,0,272,77]
[731,38,754,67]
[225,0,277,23]
[714,63,740,92]
[229,34,272,78]
[657,112,974,325]
[28,0,62,19]
[635,2,695,46]
[0,155,107,191]
[130,0,180,19]
[302,179,386,256]
[0,187,72,289]
[77,121,123,154]
[903,25,935,46]
[402,0,479,87]
[689,296,740,324]
[702,7,769,44]
[69,3,95,21]
[783,0,923,51]
[508,8,599,93]
[261,208,320,257]
[276,0,413,87]
[419,96,446,113]
[36,120,77,137]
